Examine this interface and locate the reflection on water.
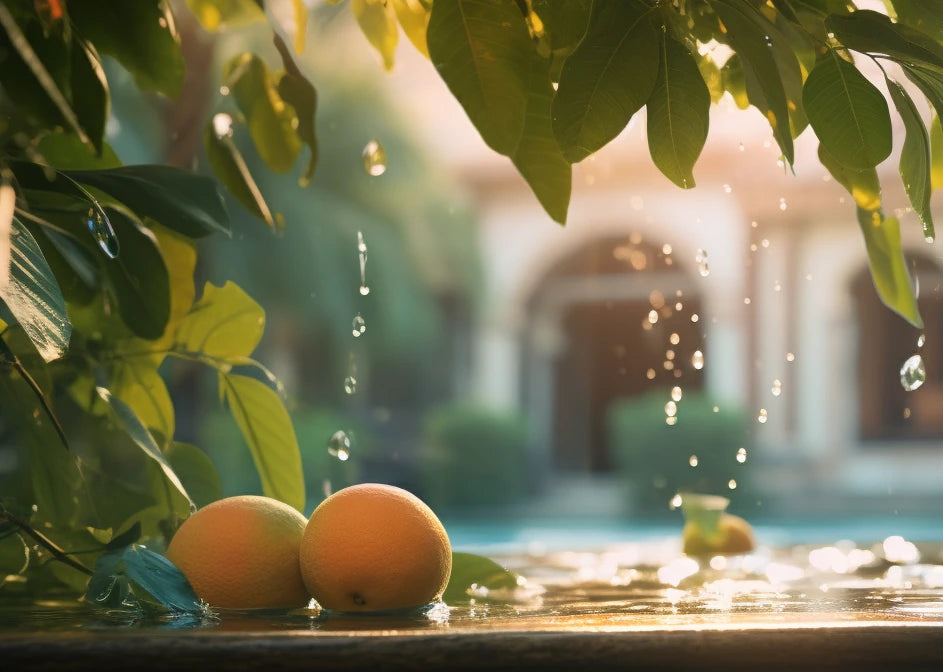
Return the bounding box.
[2,538,942,634]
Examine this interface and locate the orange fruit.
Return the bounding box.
[682,513,755,556]
[300,483,451,612]
[166,495,310,609]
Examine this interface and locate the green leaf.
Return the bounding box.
[510,56,571,224]
[392,0,431,58]
[64,165,230,238]
[224,52,302,175]
[104,521,142,552]
[352,0,398,71]
[87,545,203,613]
[856,208,923,328]
[532,0,591,55]
[712,0,794,165]
[203,121,276,228]
[164,443,222,509]
[803,51,892,170]
[110,358,175,447]
[932,114,943,191]
[0,217,71,362]
[892,0,943,42]
[443,552,519,604]
[175,281,265,360]
[96,386,196,511]
[646,32,710,189]
[69,37,109,155]
[36,132,122,170]
[721,56,751,110]
[551,0,658,163]
[818,143,882,211]
[903,63,943,132]
[826,9,943,70]
[886,77,934,240]
[185,0,265,31]
[427,0,532,155]
[102,205,171,339]
[274,33,319,184]
[68,0,185,99]
[221,373,304,511]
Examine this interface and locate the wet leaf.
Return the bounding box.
[803,52,892,170]
[0,217,71,362]
[87,545,203,613]
[224,52,303,174]
[818,143,881,211]
[511,55,571,224]
[175,281,265,360]
[552,0,658,163]
[826,9,943,71]
[109,358,175,447]
[203,121,276,228]
[185,0,265,31]
[221,373,304,510]
[65,165,230,238]
[68,0,184,99]
[428,0,532,156]
[352,0,398,71]
[392,0,431,58]
[856,208,923,328]
[646,32,710,189]
[96,387,195,510]
[274,33,318,183]
[443,552,519,604]
[902,63,943,136]
[165,443,222,509]
[712,0,794,165]
[886,77,934,239]
[532,0,591,56]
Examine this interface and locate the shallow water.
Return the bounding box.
[2,536,942,633]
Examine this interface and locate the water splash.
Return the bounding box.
[899,354,926,391]
[691,350,704,370]
[327,430,351,461]
[362,139,387,176]
[352,313,366,337]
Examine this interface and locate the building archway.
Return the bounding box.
[522,235,707,474]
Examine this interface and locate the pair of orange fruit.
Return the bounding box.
[166,484,452,612]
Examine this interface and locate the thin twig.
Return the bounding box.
[0,510,93,576]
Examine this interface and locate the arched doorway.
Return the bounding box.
[523,235,707,474]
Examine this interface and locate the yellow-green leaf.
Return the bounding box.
[818,143,882,211]
[392,0,430,58]
[175,281,265,360]
[165,442,222,509]
[109,359,175,447]
[221,373,304,510]
[886,77,934,240]
[931,115,943,192]
[856,208,923,328]
[352,0,399,71]
[185,0,265,31]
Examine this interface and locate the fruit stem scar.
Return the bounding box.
[352,592,366,606]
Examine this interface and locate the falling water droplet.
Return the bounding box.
[665,416,678,426]
[690,313,699,323]
[689,455,698,467]
[86,207,119,259]
[779,197,788,211]
[670,494,683,509]
[722,184,732,194]
[343,376,357,394]
[352,313,366,337]
[786,352,795,362]
[671,386,682,402]
[646,368,656,380]
[899,354,926,391]
[327,430,351,461]
[757,408,768,423]
[917,334,925,348]
[357,230,370,296]
[662,243,673,255]
[771,379,782,396]
[695,248,710,277]
[773,281,782,292]
[926,235,935,244]
[362,139,387,176]
[669,332,680,345]
[691,350,705,370]
[648,309,659,324]
[728,479,738,490]
[712,406,719,413]
[738,141,745,152]
[736,447,747,463]
[212,112,233,139]
[665,400,678,417]
[219,85,230,96]
[666,349,676,361]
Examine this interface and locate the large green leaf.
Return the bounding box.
[165,442,222,509]
[69,37,109,155]
[712,0,794,165]
[818,143,881,211]
[87,545,202,613]
[110,358,175,448]
[36,132,122,170]
[68,0,185,99]
[903,62,943,132]
[826,9,943,70]
[646,32,710,189]
[856,208,923,328]
[886,77,934,240]
[427,0,532,155]
[64,165,230,238]
[96,386,195,510]
[224,52,302,175]
[274,33,319,184]
[551,0,658,163]
[352,0,398,71]
[175,281,264,360]
[184,0,265,31]
[532,0,591,55]
[932,114,943,191]
[892,0,943,42]
[220,373,304,511]
[443,552,519,604]
[203,120,276,228]
[511,56,571,224]
[0,217,71,362]
[803,51,892,170]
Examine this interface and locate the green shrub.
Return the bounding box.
[419,402,529,511]
[607,391,752,515]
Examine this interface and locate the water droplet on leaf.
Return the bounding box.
[86,208,119,259]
